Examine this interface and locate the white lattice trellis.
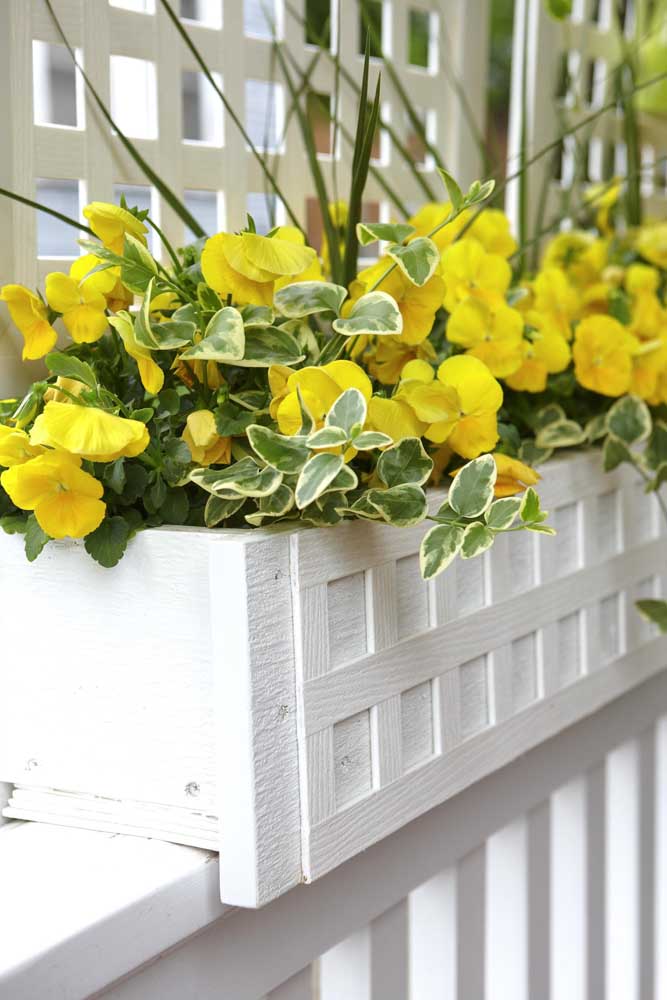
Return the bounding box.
[0,0,490,395]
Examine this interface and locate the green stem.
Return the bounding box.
[0,186,95,237]
[145,218,183,273]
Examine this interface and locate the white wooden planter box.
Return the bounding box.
[2,451,667,907]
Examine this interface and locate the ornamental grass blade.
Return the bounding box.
[158,0,303,232]
[43,0,205,239]
[343,47,381,286]
[0,187,95,236]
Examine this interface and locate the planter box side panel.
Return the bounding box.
[290,452,667,881]
[0,530,218,834]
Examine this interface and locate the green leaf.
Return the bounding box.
[190,457,283,498]
[605,394,652,445]
[332,291,403,336]
[352,431,393,450]
[130,407,155,423]
[1,515,27,535]
[448,455,497,518]
[585,413,608,443]
[520,487,544,523]
[546,0,573,19]
[246,424,310,473]
[647,462,667,493]
[636,598,667,633]
[437,168,464,211]
[420,523,464,580]
[259,483,295,516]
[84,516,130,568]
[197,283,223,312]
[386,237,440,287]
[603,435,633,472]
[205,494,245,527]
[241,304,274,327]
[460,522,495,559]
[608,288,632,325]
[518,440,553,466]
[24,514,50,562]
[45,352,97,389]
[646,422,667,471]
[535,403,567,429]
[377,437,433,487]
[295,453,344,509]
[464,178,496,206]
[367,483,427,527]
[323,464,359,495]
[336,492,385,521]
[356,222,416,246]
[104,458,127,495]
[179,307,245,362]
[295,386,316,436]
[326,388,367,436]
[535,420,587,449]
[148,319,197,350]
[307,427,350,449]
[119,232,158,293]
[235,327,304,367]
[214,402,255,437]
[273,281,348,319]
[159,488,189,524]
[485,496,523,530]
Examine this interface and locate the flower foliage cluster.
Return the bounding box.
[1,171,666,587]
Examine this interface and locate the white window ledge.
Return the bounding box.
[0,821,229,999]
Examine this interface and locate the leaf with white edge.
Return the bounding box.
[246,424,310,473]
[606,394,652,444]
[367,484,427,527]
[519,439,553,466]
[148,319,196,350]
[420,523,464,580]
[274,281,348,319]
[295,453,344,508]
[296,385,316,435]
[464,178,496,206]
[585,413,608,442]
[603,434,633,472]
[437,168,464,212]
[460,522,495,559]
[180,307,245,362]
[535,420,586,449]
[235,327,304,367]
[332,291,403,336]
[646,422,667,471]
[526,523,556,535]
[204,495,245,527]
[434,500,459,522]
[519,487,546,523]
[485,496,523,530]
[352,431,393,450]
[336,493,385,521]
[356,221,416,246]
[307,426,349,449]
[448,455,497,518]
[120,233,158,293]
[259,483,295,516]
[45,352,97,389]
[190,458,283,498]
[636,598,667,633]
[133,279,157,348]
[84,516,130,568]
[241,304,274,327]
[377,437,433,487]
[325,388,367,436]
[321,464,358,495]
[387,237,440,287]
[535,403,567,429]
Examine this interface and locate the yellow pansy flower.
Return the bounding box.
[542,231,607,289]
[182,410,231,466]
[82,202,148,255]
[368,337,436,385]
[0,425,44,467]
[573,315,639,397]
[273,360,372,435]
[626,263,660,297]
[44,377,88,403]
[45,258,112,345]
[585,178,621,235]
[529,267,579,340]
[452,453,540,497]
[407,202,470,252]
[273,227,324,288]
[446,293,524,378]
[440,239,511,313]
[109,313,164,395]
[399,354,503,458]
[1,450,105,538]
[504,326,571,393]
[350,260,445,345]
[0,284,58,360]
[201,231,316,307]
[367,396,427,441]
[631,340,667,402]
[636,223,667,270]
[30,402,149,462]
[466,209,518,258]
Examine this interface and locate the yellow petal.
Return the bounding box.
[367,397,426,441]
[0,426,44,467]
[185,410,219,450]
[400,381,460,424]
[201,235,274,305]
[322,360,373,401]
[83,202,148,255]
[36,491,106,538]
[400,359,435,383]
[62,303,108,344]
[45,273,80,314]
[0,284,58,360]
[242,233,317,277]
[31,402,149,462]
[447,412,499,459]
[437,355,503,415]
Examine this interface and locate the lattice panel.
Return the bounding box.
[290,451,667,882]
[507,0,667,239]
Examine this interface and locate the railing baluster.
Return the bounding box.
[586,762,606,1000]
[487,818,528,1000]
[551,778,586,1000]
[606,740,640,1000]
[527,800,551,1000]
[656,716,667,1000]
[265,966,315,1000]
[639,727,656,1000]
[409,868,456,1000]
[456,844,486,1000]
[370,900,409,1000]
[320,928,370,1000]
